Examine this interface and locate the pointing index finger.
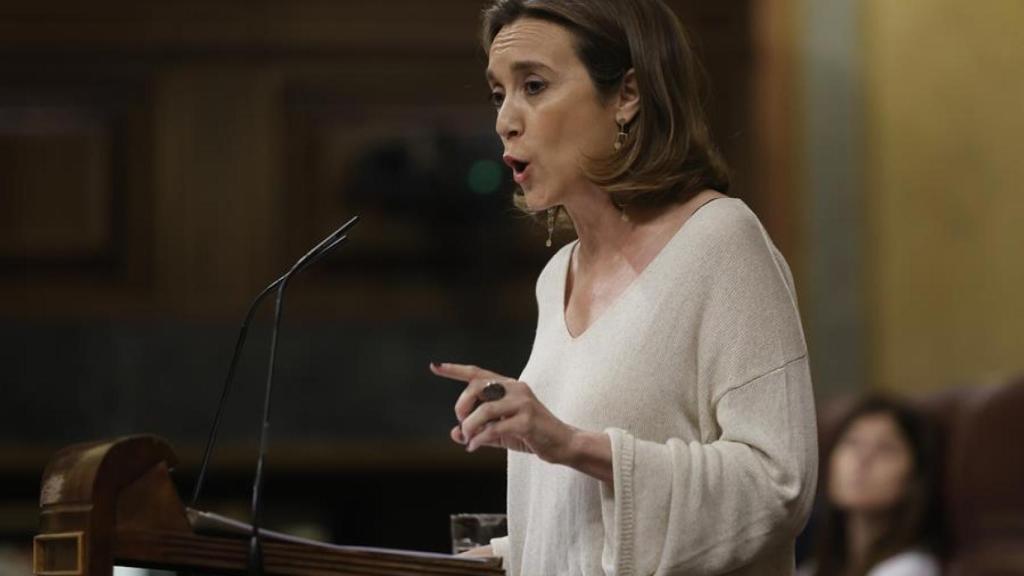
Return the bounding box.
[430,362,498,383]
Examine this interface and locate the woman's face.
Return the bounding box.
[486,17,620,210]
[828,412,915,514]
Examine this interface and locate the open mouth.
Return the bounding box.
[503,155,531,181]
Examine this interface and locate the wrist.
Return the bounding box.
[560,426,584,467]
[563,428,614,483]
[563,428,597,466]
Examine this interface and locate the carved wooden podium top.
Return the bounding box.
[33,435,504,576]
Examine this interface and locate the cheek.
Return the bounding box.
[537,97,613,170]
[827,451,856,497]
[830,459,913,511]
[567,106,616,163]
[872,460,913,503]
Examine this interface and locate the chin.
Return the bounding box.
[520,187,555,212]
[520,189,552,212]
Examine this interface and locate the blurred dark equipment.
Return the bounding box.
[818,374,1024,575]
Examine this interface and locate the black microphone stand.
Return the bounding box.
[247,249,318,576]
[184,216,359,576]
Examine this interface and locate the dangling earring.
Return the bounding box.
[620,205,629,222]
[546,208,556,247]
[614,119,628,151]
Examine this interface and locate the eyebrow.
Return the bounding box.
[485,60,554,83]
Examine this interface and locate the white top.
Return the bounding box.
[868,550,942,576]
[797,549,942,576]
[492,198,818,575]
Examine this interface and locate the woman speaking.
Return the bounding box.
[430,1,818,574]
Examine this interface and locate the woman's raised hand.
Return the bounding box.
[430,362,577,464]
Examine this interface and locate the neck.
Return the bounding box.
[561,187,636,265]
[846,512,889,569]
[559,187,722,268]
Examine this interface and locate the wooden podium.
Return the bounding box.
[33,435,504,576]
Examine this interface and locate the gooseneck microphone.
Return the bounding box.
[187,216,359,575]
[247,214,360,576]
[190,215,359,508]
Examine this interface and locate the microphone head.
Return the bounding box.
[296,235,348,274]
[291,216,360,273]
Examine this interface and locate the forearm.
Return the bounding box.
[564,429,614,484]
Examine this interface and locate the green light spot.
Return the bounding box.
[467,159,503,195]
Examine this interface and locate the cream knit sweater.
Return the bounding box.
[490,198,818,575]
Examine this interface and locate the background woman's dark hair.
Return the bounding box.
[481,0,730,215]
[811,395,945,576]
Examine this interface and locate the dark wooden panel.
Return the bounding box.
[0,0,488,55]
[0,106,115,261]
[0,75,154,320]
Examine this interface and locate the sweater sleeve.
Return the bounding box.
[598,205,818,575]
[601,357,817,575]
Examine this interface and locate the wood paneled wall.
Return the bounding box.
[0,0,760,322]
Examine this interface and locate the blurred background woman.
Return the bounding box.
[805,396,943,576]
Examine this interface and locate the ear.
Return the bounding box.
[615,68,640,125]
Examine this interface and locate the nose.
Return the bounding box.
[495,99,522,142]
[851,445,882,471]
[853,451,872,471]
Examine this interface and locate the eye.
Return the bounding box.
[876,441,904,456]
[525,79,546,95]
[490,90,505,108]
[837,434,864,450]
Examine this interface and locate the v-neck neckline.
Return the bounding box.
[558,196,732,342]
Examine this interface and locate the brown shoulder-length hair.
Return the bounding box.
[810,396,945,576]
[481,0,730,212]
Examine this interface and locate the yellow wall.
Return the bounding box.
[863,1,1024,392]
